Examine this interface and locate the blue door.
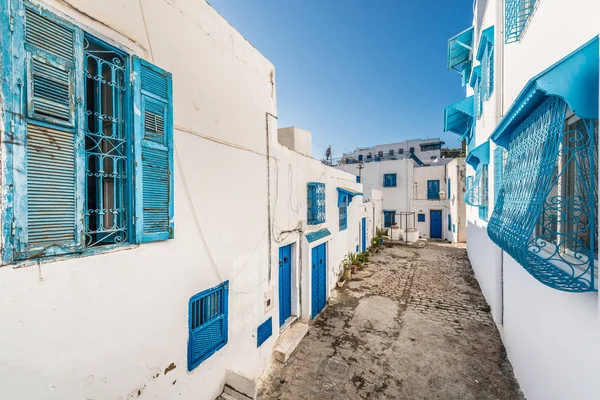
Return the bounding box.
[361,217,367,252]
[278,244,292,327]
[383,211,395,228]
[311,243,327,318]
[430,210,442,239]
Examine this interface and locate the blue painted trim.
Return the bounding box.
[491,37,599,148]
[466,140,490,169]
[257,317,272,347]
[409,152,424,166]
[476,26,495,61]
[306,228,331,243]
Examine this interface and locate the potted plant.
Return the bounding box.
[344,264,352,280]
[337,270,346,288]
[347,252,359,275]
[371,237,380,253]
[357,251,369,269]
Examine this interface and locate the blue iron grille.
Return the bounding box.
[306,228,331,243]
[339,202,347,231]
[505,0,537,44]
[465,164,487,207]
[188,281,229,370]
[448,215,452,231]
[494,147,507,203]
[307,182,326,225]
[418,213,425,222]
[84,37,129,247]
[447,178,451,199]
[474,76,483,120]
[481,42,494,101]
[488,97,597,292]
[383,173,397,187]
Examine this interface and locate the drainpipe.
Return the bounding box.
[265,112,277,284]
[496,0,505,325]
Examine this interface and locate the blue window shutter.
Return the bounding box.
[307,182,325,225]
[188,281,229,370]
[133,57,174,242]
[12,5,85,260]
[447,178,451,199]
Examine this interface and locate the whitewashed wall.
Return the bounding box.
[464,1,600,399]
[445,158,466,243]
[0,1,276,399]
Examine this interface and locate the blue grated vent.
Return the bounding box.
[339,203,347,231]
[257,317,272,347]
[417,213,425,222]
[188,281,229,371]
[306,228,331,243]
[505,0,537,44]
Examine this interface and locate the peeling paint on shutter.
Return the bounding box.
[133,57,174,242]
[12,4,84,260]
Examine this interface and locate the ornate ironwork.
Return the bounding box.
[307,182,326,225]
[488,96,597,292]
[84,37,129,247]
[480,42,494,102]
[505,0,537,44]
[464,163,487,207]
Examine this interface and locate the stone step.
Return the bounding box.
[273,321,309,362]
[217,385,253,400]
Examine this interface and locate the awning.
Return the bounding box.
[476,26,495,61]
[465,140,490,169]
[448,27,474,72]
[337,187,362,207]
[306,228,331,243]
[444,96,474,135]
[491,37,599,148]
[469,65,481,88]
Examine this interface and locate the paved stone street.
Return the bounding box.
[259,242,523,400]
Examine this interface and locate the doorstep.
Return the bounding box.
[273,320,309,363]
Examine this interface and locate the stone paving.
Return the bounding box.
[258,241,523,400]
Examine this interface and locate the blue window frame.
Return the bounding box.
[2,2,175,263]
[399,148,404,155]
[383,173,397,187]
[418,213,425,222]
[427,180,440,199]
[389,149,394,156]
[307,182,326,225]
[447,178,451,199]
[505,0,537,44]
[448,215,451,231]
[356,175,361,183]
[409,147,415,153]
[478,165,489,221]
[383,210,395,228]
[358,154,363,161]
[339,202,347,231]
[188,281,229,370]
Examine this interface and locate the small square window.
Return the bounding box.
[378,151,383,157]
[383,173,397,187]
[399,149,404,155]
[409,147,415,153]
[188,282,229,371]
[389,150,394,156]
[418,213,425,222]
[358,154,363,161]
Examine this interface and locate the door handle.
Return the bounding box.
[284,256,289,263]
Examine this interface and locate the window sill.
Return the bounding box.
[9,243,139,270]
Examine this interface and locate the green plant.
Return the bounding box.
[357,252,369,263]
[371,237,380,247]
[376,227,385,238]
[347,252,359,266]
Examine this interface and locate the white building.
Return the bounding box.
[341,138,444,164]
[444,1,599,399]
[337,149,466,243]
[0,1,378,399]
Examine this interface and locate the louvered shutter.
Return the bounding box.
[132,57,174,242]
[12,5,84,260]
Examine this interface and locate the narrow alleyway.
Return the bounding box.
[259,242,523,400]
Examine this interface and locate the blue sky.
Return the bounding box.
[209,0,474,159]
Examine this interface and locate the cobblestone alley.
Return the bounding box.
[258,242,523,400]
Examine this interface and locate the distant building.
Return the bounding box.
[336,140,466,243]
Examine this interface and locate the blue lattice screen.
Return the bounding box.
[464,164,487,207]
[188,282,229,370]
[481,42,494,101]
[339,202,347,231]
[488,97,597,292]
[505,0,537,44]
[493,147,507,203]
[307,182,326,225]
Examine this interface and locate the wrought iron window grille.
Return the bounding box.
[488,97,597,292]
[464,163,487,208]
[307,182,326,225]
[505,0,537,44]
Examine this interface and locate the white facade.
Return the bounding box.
[337,157,466,242]
[0,2,374,400]
[454,1,600,399]
[342,138,444,164]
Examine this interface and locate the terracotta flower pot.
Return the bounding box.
[351,264,358,274]
[344,269,351,280]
